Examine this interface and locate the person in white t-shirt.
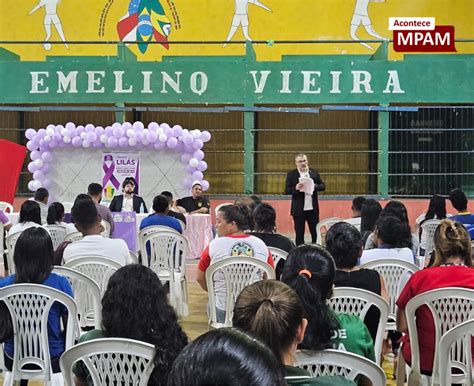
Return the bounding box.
[197,204,274,322]
[33,187,49,224]
[8,200,42,235]
[46,202,77,234]
[63,198,131,266]
[344,196,366,230]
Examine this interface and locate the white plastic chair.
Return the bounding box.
[43,224,67,251]
[328,287,389,365]
[64,256,122,295]
[316,217,344,246]
[295,349,386,384]
[417,219,441,257]
[62,202,74,213]
[141,230,189,317]
[60,338,156,386]
[0,284,79,386]
[361,258,419,330]
[0,201,14,213]
[5,231,23,274]
[397,287,474,386]
[214,202,234,217]
[437,319,473,386]
[100,219,111,238]
[205,257,275,328]
[53,266,102,329]
[268,246,288,268]
[138,225,179,257]
[64,231,83,243]
[129,250,139,264]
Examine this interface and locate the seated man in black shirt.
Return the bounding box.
[176,182,210,214]
[160,190,187,225]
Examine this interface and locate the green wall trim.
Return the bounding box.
[378,106,389,198]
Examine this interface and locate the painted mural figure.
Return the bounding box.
[224,0,272,47]
[350,0,386,50]
[117,0,172,54]
[28,0,68,50]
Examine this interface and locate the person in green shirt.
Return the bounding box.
[233,280,356,386]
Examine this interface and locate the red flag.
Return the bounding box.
[0,140,27,203]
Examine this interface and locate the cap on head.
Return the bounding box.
[192,181,202,188]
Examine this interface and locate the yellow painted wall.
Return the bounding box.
[0,0,472,61]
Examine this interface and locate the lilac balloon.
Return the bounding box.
[132,121,144,131]
[164,127,174,137]
[192,139,203,150]
[201,180,210,191]
[27,162,37,173]
[112,122,122,130]
[42,151,53,162]
[128,138,137,146]
[65,122,76,131]
[201,131,211,142]
[33,180,42,190]
[33,170,44,180]
[184,145,194,154]
[72,137,82,147]
[154,142,165,150]
[95,126,104,136]
[185,165,195,174]
[148,122,159,131]
[53,133,62,142]
[118,137,128,147]
[174,142,184,152]
[193,150,204,160]
[28,180,36,191]
[192,171,204,181]
[30,150,41,161]
[197,161,208,172]
[113,127,124,138]
[49,141,57,149]
[160,123,171,131]
[167,137,178,148]
[86,132,97,142]
[147,131,158,143]
[181,154,192,164]
[36,129,46,139]
[104,126,113,136]
[42,163,51,174]
[135,132,144,142]
[25,129,36,140]
[172,125,183,137]
[27,141,37,151]
[182,134,193,145]
[107,137,118,147]
[123,122,132,130]
[40,142,50,152]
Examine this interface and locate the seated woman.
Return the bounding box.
[0,227,73,379]
[360,216,415,266]
[326,222,388,342]
[72,264,188,386]
[168,328,286,386]
[365,200,418,255]
[233,279,356,385]
[396,219,474,376]
[8,200,42,235]
[359,199,382,246]
[416,194,447,258]
[281,244,375,363]
[251,203,295,279]
[46,202,77,234]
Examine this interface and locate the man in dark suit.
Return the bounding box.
[285,153,325,245]
[108,177,148,213]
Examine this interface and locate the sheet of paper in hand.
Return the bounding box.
[298,177,314,195]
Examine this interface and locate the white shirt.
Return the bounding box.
[8,222,41,235]
[360,247,415,266]
[63,235,132,266]
[54,221,78,235]
[122,196,133,212]
[344,217,361,230]
[299,170,313,211]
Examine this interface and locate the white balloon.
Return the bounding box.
[156,127,164,135]
[80,132,87,140]
[142,138,150,146]
[82,140,90,148]
[61,128,68,136]
[44,136,52,143]
[46,128,55,137]
[192,130,201,138]
[100,134,108,143]
[128,138,137,146]
[126,129,135,138]
[189,158,199,168]
[33,180,42,190]
[34,159,44,168]
[63,136,71,143]
[159,134,167,143]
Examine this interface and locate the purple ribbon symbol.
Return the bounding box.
[102,154,120,189]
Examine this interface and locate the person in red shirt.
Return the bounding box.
[396,219,474,375]
[196,204,274,323]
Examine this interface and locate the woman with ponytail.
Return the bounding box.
[281,245,375,362]
[46,202,77,234]
[396,219,474,375]
[196,204,274,323]
[233,280,356,385]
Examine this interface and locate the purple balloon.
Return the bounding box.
[185,165,195,174]
[112,122,122,130]
[118,137,128,147]
[95,126,104,136]
[104,126,113,136]
[123,122,132,130]
[193,150,204,160]
[182,134,193,145]
[25,128,36,140]
[201,180,210,191]
[27,162,38,173]
[86,132,97,142]
[181,154,192,164]
[174,141,184,152]
[65,122,76,131]
[197,161,208,172]
[153,141,166,150]
[42,163,50,174]
[147,131,158,143]
[107,137,118,147]
[33,170,44,180]
[164,127,174,137]
[133,121,144,131]
[192,139,204,150]
[37,129,46,139]
[113,127,124,138]
[135,132,144,142]
[49,141,57,149]
[148,122,159,131]
[27,141,37,151]
[201,131,211,142]
[40,142,50,152]
[72,137,82,147]
[173,125,183,137]
[42,151,53,162]
[30,150,41,161]
[184,145,194,154]
[53,133,62,142]
[167,137,178,148]
[160,123,171,131]
[192,171,204,181]
[28,180,36,191]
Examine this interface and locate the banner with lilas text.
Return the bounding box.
[102,152,139,202]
